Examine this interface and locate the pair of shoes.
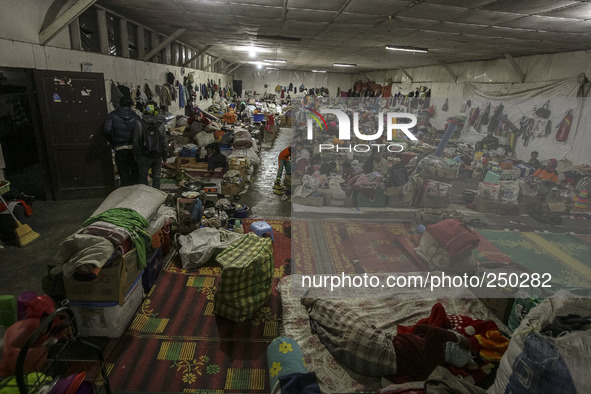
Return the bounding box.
[273,183,283,191]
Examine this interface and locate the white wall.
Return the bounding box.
[233,67,353,100]
[0,1,232,118]
[0,0,71,49]
[347,51,591,165]
[0,38,232,118]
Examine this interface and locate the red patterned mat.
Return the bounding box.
[105,219,291,393]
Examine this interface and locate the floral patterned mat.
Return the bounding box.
[105,219,292,393]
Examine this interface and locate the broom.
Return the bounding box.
[0,194,40,247]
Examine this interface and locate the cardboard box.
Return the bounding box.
[221,181,245,196]
[64,248,143,306]
[291,196,324,207]
[474,196,500,214]
[417,208,462,224]
[518,195,540,214]
[324,196,352,207]
[497,202,520,216]
[387,193,412,208]
[229,157,248,176]
[386,186,404,196]
[355,190,386,207]
[69,275,144,338]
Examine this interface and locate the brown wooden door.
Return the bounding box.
[34,69,115,199]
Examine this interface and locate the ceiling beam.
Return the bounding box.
[228,64,242,74]
[504,53,526,83]
[281,0,288,24]
[39,0,97,45]
[143,28,186,62]
[204,57,223,71]
[400,68,413,83]
[182,45,212,67]
[221,62,238,74]
[442,64,457,83]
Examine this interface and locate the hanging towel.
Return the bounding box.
[179,84,186,108]
[84,207,151,269]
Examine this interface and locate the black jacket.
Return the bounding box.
[104,106,139,147]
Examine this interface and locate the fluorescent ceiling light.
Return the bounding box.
[334,63,356,67]
[264,59,286,63]
[386,46,428,53]
[248,61,271,65]
[235,45,272,58]
[266,67,279,70]
[312,70,327,73]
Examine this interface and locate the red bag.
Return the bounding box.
[556,110,573,142]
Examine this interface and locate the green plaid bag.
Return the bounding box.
[214,234,274,322]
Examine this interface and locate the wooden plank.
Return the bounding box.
[183,45,212,67]
[442,63,457,83]
[39,0,97,45]
[96,8,108,55]
[137,26,145,59]
[504,53,526,82]
[119,18,129,58]
[68,18,81,50]
[143,28,186,61]
[400,68,413,83]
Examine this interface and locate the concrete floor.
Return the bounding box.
[0,128,292,298]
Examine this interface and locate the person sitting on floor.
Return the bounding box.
[527,151,541,169]
[196,142,227,176]
[363,150,388,175]
[341,160,357,182]
[532,158,559,183]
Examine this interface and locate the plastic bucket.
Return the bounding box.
[17,291,37,320]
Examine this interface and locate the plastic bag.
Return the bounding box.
[498,181,519,204]
[478,182,500,200]
[178,227,243,269]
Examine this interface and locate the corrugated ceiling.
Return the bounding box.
[97,0,591,72]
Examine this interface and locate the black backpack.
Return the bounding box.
[388,163,409,187]
[140,119,164,158]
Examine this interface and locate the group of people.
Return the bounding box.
[104,97,167,189]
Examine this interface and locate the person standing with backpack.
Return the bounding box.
[104,96,139,186]
[133,101,167,189]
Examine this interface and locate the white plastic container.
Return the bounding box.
[69,274,144,338]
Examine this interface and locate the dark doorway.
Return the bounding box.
[233,80,243,98]
[0,68,45,199]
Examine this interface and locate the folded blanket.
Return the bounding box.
[84,207,151,269]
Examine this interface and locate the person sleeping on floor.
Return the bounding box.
[301,297,508,383]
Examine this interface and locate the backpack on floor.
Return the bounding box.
[388,163,409,187]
